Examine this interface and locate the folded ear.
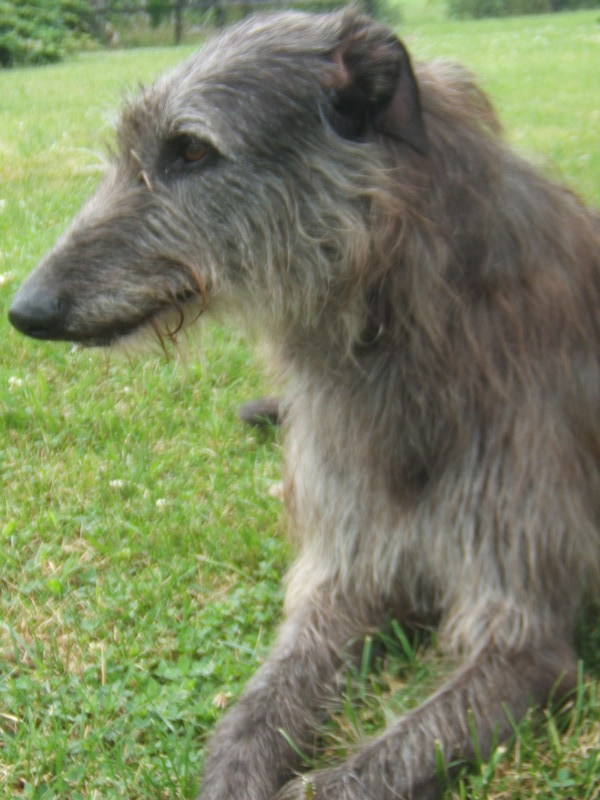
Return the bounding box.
[323,21,428,155]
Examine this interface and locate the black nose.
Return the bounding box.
[9,283,69,340]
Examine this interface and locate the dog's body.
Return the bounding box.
[9,10,600,799]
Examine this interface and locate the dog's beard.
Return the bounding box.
[106,296,207,360]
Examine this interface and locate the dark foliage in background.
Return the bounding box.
[0,0,95,66]
[448,0,598,19]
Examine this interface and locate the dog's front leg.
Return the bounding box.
[276,640,577,800]
[196,589,376,800]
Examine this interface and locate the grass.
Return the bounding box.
[0,7,599,799]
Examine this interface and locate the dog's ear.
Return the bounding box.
[323,23,428,155]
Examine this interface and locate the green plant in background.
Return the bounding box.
[148,0,174,28]
[0,0,96,67]
[447,0,599,19]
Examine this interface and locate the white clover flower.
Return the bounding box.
[212,692,230,709]
[268,481,284,501]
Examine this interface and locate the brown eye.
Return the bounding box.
[182,140,209,163]
[160,134,216,177]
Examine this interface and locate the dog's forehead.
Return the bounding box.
[190,10,338,69]
[121,13,340,153]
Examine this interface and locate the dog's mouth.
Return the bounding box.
[9,284,205,349]
[113,291,206,350]
[77,290,206,348]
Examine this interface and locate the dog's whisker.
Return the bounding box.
[140,169,153,192]
[150,316,171,359]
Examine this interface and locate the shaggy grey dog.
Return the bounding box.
[9,9,600,800]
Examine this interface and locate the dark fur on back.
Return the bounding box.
[9,9,599,799]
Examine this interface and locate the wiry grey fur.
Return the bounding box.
[9,9,600,799]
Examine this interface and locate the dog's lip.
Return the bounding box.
[68,291,201,347]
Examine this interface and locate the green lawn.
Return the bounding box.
[1,8,599,799]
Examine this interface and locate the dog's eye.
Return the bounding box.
[160,135,214,175]
[182,140,210,163]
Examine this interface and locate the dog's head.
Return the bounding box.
[9,9,427,348]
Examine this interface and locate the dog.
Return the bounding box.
[9,9,600,799]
